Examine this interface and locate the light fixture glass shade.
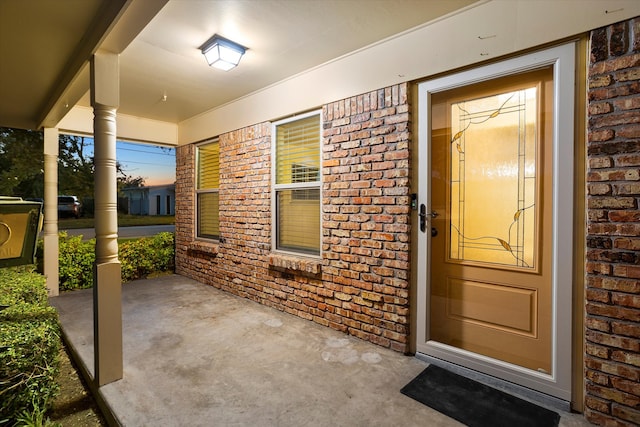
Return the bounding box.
[201,35,246,71]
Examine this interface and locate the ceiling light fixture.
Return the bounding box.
[200,34,247,71]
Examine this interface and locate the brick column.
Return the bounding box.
[585,18,640,426]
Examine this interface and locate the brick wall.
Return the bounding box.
[175,84,411,352]
[322,85,411,351]
[586,18,640,426]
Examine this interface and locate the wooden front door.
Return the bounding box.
[428,67,554,373]
[416,44,576,401]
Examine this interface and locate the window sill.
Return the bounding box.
[188,240,219,256]
[268,253,322,275]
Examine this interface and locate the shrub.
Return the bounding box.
[37,232,175,291]
[120,232,175,282]
[0,268,60,426]
[58,233,95,291]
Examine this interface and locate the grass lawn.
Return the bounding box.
[59,214,174,229]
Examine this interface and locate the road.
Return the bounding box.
[61,224,175,240]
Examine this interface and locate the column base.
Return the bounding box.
[43,232,59,296]
[93,261,123,386]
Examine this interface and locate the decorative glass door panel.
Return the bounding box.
[449,88,538,269]
[430,67,554,373]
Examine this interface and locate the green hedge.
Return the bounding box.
[37,231,175,291]
[58,233,95,291]
[0,267,60,425]
[120,232,175,283]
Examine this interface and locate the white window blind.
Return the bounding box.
[276,115,320,185]
[273,112,321,256]
[197,140,220,240]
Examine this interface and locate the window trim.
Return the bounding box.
[271,110,322,258]
[195,138,220,242]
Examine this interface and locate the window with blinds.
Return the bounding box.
[196,140,220,240]
[273,112,321,256]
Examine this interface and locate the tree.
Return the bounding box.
[58,134,94,200]
[118,174,145,191]
[0,127,44,198]
[0,128,145,202]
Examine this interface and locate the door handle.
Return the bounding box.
[419,205,439,234]
[419,204,427,232]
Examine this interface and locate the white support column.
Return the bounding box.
[43,128,59,296]
[91,51,123,386]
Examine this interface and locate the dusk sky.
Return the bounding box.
[83,139,176,186]
[115,141,176,186]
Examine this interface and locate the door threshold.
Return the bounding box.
[415,353,571,413]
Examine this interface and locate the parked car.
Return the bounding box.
[58,195,82,218]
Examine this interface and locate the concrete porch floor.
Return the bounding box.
[51,275,589,426]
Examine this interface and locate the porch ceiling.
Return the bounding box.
[0,0,476,131]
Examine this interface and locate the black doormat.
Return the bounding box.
[401,365,560,427]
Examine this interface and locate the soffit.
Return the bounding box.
[83,0,477,123]
[0,0,107,129]
[0,0,477,130]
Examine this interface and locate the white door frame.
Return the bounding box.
[416,43,576,401]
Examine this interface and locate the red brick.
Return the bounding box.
[609,211,640,222]
[588,197,636,209]
[612,321,640,338]
[616,68,640,82]
[587,330,640,352]
[586,262,612,275]
[588,276,640,293]
[590,101,614,114]
[611,377,640,397]
[611,350,640,368]
[589,140,640,157]
[589,222,640,236]
[600,53,640,73]
[612,404,640,425]
[589,169,640,181]
[586,395,611,413]
[587,301,640,322]
[586,383,640,407]
[613,265,640,280]
[618,124,640,139]
[589,183,612,195]
[616,154,640,167]
[587,288,611,303]
[615,183,640,195]
[586,316,612,332]
[590,156,613,168]
[611,293,640,309]
[586,357,640,381]
[584,408,621,426]
[587,370,611,386]
[589,81,640,101]
[590,74,613,88]
[613,97,640,111]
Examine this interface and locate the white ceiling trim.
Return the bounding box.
[58,105,178,146]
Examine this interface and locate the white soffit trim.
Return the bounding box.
[57,105,178,146]
[179,0,640,144]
